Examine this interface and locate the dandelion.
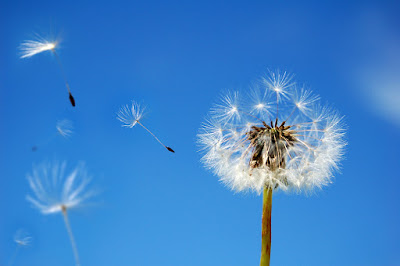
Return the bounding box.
[27,161,96,266]
[117,100,175,153]
[198,70,346,265]
[8,229,32,266]
[19,34,76,107]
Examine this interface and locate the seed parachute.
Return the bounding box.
[117,100,175,153]
[20,35,76,107]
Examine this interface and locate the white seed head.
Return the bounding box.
[19,36,57,59]
[198,71,346,194]
[14,229,32,246]
[117,100,145,128]
[26,161,95,214]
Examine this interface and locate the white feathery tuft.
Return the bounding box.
[211,91,242,123]
[26,161,95,214]
[117,101,145,128]
[19,36,57,59]
[13,229,32,246]
[56,119,74,138]
[262,70,294,101]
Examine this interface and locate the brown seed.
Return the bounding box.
[69,92,76,107]
[166,147,175,153]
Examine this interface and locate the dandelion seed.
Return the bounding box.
[198,71,346,265]
[32,119,74,151]
[14,229,32,246]
[211,91,241,123]
[117,100,175,153]
[117,101,144,128]
[20,34,76,107]
[26,161,96,266]
[8,229,32,266]
[56,119,74,138]
[262,70,294,100]
[69,92,76,107]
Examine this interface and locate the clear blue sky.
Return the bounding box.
[1,0,400,265]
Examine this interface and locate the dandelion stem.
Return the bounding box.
[62,207,81,266]
[260,186,272,266]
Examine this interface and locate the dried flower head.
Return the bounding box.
[13,229,32,246]
[198,71,346,194]
[19,36,57,59]
[26,161,95,214]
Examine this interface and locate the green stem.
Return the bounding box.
[260,187,273,266]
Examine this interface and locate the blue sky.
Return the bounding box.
[1,0,400,265]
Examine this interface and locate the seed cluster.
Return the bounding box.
[247,119,297,172]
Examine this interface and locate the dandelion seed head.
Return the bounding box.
[117,101,144,128]
[26,161,95,214]
[198,71,346,194]
[19,36,58,58]
[14,229,32,246]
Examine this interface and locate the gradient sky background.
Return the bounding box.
[1,0,400,265]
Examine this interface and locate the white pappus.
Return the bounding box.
[198,71,346,194]
[26,161,96,266]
